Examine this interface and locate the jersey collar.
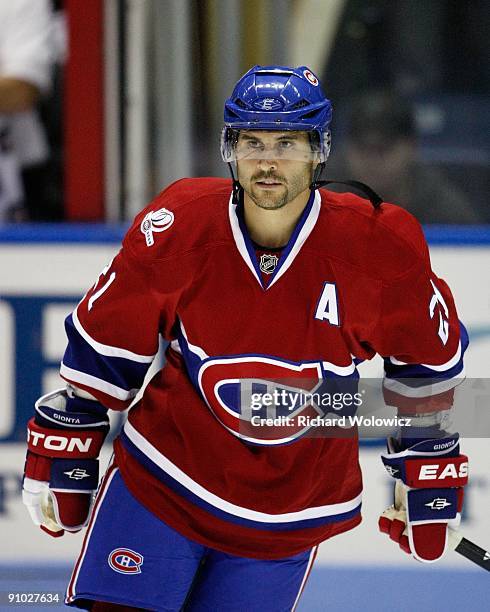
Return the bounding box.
[228,189,321,290]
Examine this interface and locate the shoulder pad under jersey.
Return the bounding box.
[123,177,233,261]
[317,189,429,283]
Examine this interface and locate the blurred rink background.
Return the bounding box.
[0,1,489,610]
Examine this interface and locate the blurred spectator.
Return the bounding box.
[323,0,490,101]
[0,0,54,222]
[327,89,483,224]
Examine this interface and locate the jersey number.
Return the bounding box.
[88,260,116,311]
[429,279,449,345]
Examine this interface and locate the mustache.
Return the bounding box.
[252,171,287,183]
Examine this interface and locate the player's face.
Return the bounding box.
[236,131,316,210]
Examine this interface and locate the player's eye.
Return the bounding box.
[247,140,263,149]
[278,140,295,149]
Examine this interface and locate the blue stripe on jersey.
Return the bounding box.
[176,330,203,391]
[63,315,151,392]
[235,190,315,290]
[118,431,361,531]
[383,358,464,382]
[384,321,468,384]
[177,323,359,393]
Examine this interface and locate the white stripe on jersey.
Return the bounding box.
[60,362,139,401]
[268,191,321,290]
[124,420,362,523]
[388,340,462,372]
[66,463,118,603]
[228,191,322,291]
[383,368,465,398]
[179,319,209,360]
[291,545,318,612]
[72,307,156,363]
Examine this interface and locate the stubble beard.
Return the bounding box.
[249,184,289,210]
[243,167,313,210]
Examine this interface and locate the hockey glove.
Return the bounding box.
[379,430,468,562]
[22,388,109,537]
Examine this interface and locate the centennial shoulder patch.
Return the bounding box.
[140,207,174,247]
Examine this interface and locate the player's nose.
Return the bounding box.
[256,156,278,171]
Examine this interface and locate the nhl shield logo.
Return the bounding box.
[140,207,174,247]
[259,254,278,275]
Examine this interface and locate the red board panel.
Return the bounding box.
[64,0,104,220]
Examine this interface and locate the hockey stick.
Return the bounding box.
[449,531,490,572]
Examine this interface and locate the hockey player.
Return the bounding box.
[22,66,468,611]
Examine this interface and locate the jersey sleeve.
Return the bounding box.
[60,245,162,411]
[368,227,468,413]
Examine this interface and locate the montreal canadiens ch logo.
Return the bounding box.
[140,207,174,247]
[303,69,319,86]
[108,548,144,574]
[198,356,324,445]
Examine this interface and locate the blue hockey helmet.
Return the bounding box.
[221,65,332,163]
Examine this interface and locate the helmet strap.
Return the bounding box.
[310,162,326,191]
[227,162,243,205]
[227,160,382,209]
[310,163,383,209]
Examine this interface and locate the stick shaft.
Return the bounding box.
[455,537,490,572]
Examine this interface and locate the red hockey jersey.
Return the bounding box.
[60,178,465,558]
